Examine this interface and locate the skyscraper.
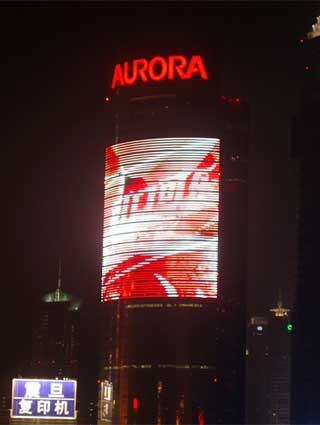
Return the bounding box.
[269,298,291,425]
[28,265,82,381]
[99,44,249,425]
[246,315,270,424]
[246,296,291,425]
[291,12,320,425]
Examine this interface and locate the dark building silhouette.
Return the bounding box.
[268,298,292,424]
[28,267,82,380]
[0,268,82,422]
[7,262,100,423]
[246,315,270,424]
[99,40,249,425]
[246,296,291,425]
[291,12,320,425]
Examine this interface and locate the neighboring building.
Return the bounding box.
[99,41,249,425]
[291,12,320,425]
[26,276,100,422]
[268,297,291,425]
[246,295,291,425]
[246,315,270,424]
[0,275,81,422]
[28,265,82,380]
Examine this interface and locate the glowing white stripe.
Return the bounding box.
[104,238,218,286]
[114,138,219,176]
[154,273,178,297]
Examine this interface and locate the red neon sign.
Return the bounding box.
[111,55,208,88]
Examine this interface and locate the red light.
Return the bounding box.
[300,39,304,44]
[97,379,101,384]
[176,413,180,425]
[220,95,226,101]
[304,66,310,71]
[133,397,138,410]
[198,408,204,425]
[105,97,110,103]
[51,359,56,364]
[227,97,241,105]
[213,377,219,383]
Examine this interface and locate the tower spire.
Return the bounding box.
[277,287,283,308]
[58,257,62,290]
[54,257,62,302]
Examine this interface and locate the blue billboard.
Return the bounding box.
[11,378,77,420]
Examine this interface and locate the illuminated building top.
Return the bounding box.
[269,291,290,318]
[307,16,320,39]
[42,261,81,311]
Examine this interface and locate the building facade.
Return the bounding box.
[246,296,291,425]
[291,12,320,425]
[28,267,81,381]
[99,46,249,425]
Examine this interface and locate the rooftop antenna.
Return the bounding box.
[54,257,62,302]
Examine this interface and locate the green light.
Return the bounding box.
[287,324,293,332]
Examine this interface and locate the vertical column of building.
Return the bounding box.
[291,13,320,425]
[217,96,249,425]
[246,296,292,425]
[99,51,249,425]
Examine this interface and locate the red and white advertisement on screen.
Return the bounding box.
[101,138,220,301]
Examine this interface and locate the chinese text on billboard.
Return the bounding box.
[11,379,77,420]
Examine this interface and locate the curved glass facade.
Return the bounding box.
[101,137,220,301]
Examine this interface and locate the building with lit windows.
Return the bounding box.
[246,296,291,425]
[246,315,270,424]
[99,42,249,425]
[291,11,320,425]
[268,299,291,425]
[28,267,82,381]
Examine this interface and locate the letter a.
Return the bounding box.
[111,64,125,89]
[185,56,208,80]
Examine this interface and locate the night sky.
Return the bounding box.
[1,1,318,372]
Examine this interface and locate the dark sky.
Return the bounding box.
[1,2,319,363]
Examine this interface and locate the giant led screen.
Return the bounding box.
[101,138,220,301]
